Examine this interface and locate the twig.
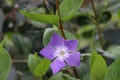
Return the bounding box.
[56,0,78,78]
[90,0,104,49]
[12,60,27,63]
[56,0,66,39]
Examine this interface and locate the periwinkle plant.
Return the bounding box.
[39,33,80,74]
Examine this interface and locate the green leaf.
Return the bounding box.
[107,45,120,55]
[43,28,58,46]
[49,72,80,80]
[105,0,120,11]
[104,45,120,59]
[28,53,41,73]
[0,41,11,80]
[105,57,120,80]
[20,10,59,25]
[49,72,64,80]
[99,11,111,23]
[58,0,83,21]
[118,9,120,19]
[34,58,51,78]
[90,52,107,80]
[77,15,92,26]
[28,53,51,78]
[13,34,32,54]
[90,51,97,68]
[43,28,80,50]
[83,72,91,80]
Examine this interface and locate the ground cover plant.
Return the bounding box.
[0,0,120,80]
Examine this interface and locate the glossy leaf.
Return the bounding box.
[77,15,92,26]
[13,34,32,54]
[105,57,120,80]
[0,40,12,80]
[118,9,120,19]
[28,53,41,73]
[49,72,80,80]
[58,0,83,21]
[90,52,107,80]
[99,11,112,23]
[20,10,59,25]
[28,53,51,78]
[34,58,51,78]
[105,0,120,11]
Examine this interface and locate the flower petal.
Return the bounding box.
[64,40,78,52]
[49,33,64,48]
[65,52,80,66]
[39,45,56,60]
[50,57,66,74]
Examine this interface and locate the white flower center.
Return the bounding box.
[54,46,70,61]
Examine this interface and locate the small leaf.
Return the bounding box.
[43,28,58,46]
[77,15,92,26]
[107,45,120,55]
[28,53,51,78]
[90,52,107,80]
[20,10,59,25]
[49,72,64,80]
[13,34,32,54]
[58,0,83,21]
[118,9,120,19]
[105,57,120,80]
[0,41,12,80]
[105,0,120,11]
[28,53,41,73]
[83,72,91,80]
[34,58,51,78]
[90,51,97,68]
[49,72,80,80]
[99,11,112,23]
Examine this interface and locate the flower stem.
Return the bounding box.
[56,0,66,39]
[56,0,79,78]
[73,67,79,78]
[90,0,104,49]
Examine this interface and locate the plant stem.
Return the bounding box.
[90,0,104,49]
[73,67,79,78]
[56,0,66,39]
[56,0,78,78]
[12,59,27,63]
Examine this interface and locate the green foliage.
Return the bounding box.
[28,53,51,78]
[99,11,112,23]
[58,0,83,21]
[105,0,120,11]
[49,72,80,80]
[13,34,32,54]
[105,57,120,80]
[90,52,107,80]
[103,45,120,59]
[43,28,80,50]
[118,9,120,19]
[20,10,59,25]
[0,39,12,80]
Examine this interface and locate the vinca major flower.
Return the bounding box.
[39,33,80,74]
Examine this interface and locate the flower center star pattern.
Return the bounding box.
[39,33,80,74]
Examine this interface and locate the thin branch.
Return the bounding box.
[90,0,104,49]
[56,0,66,39]
[12,60,27,63]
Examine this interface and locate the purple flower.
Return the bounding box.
[39,33,80,74]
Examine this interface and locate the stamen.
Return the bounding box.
[60,51,65,55]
